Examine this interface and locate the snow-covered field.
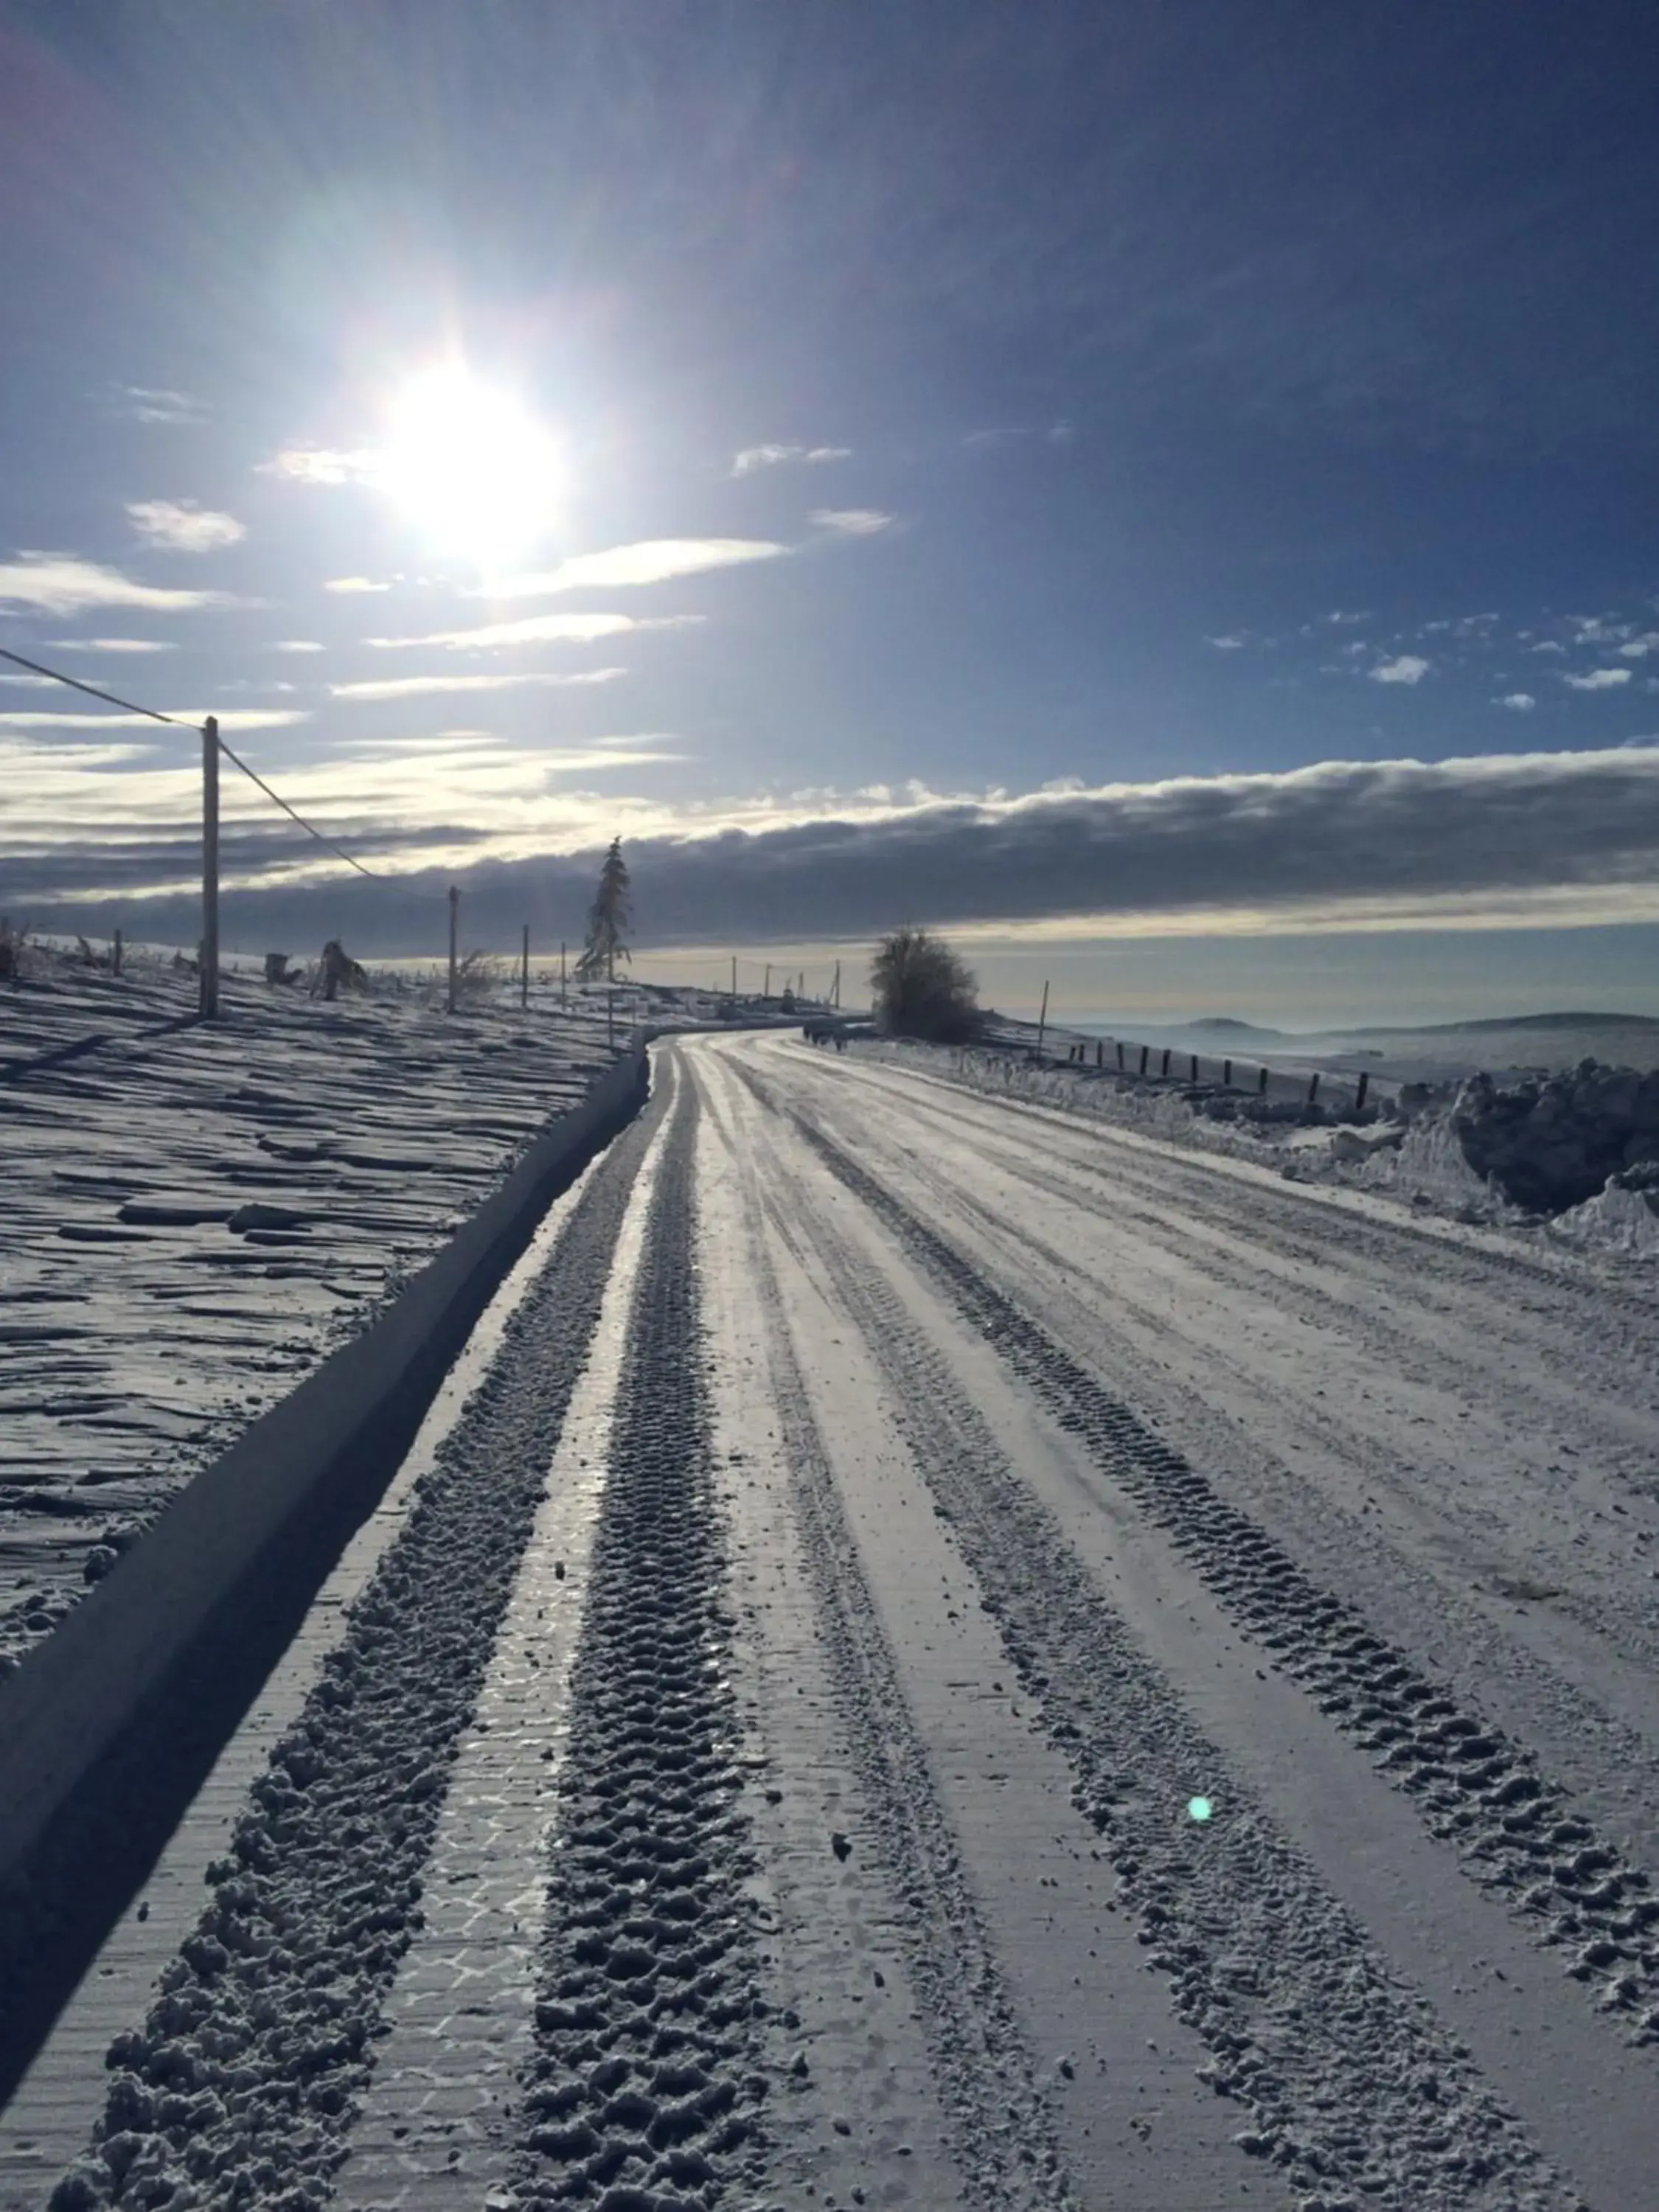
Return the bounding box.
[4,1030,1656,2211]
[0,950,633,1672]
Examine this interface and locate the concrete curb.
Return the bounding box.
[0,1046,650,2101]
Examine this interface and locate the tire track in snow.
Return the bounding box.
[714,1119,1075,2209]
[331,1081,684,2208]
[748,1098,1591,2211]
[508,1089,768,2212]
[759,1072,1659,2057]
[41,1085,664,2212]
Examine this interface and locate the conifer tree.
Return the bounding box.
[575,837,633,982]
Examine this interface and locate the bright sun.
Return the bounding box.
[378,364,563,573]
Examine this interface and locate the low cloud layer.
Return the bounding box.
[16,746,1659,958]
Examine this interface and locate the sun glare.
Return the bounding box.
[378,364,563,574]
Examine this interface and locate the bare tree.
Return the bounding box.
[869,926,981,1042]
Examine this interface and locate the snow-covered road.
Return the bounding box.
[5,1030,1658,2211]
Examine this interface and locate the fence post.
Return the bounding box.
[560,940,567,1006]
[1117,1041,1125,1071]
[1308,1071,1321,1105]
[1138,1045,1149,1076]
[1096,1039,1103,1068]
[1161,1048,1171,1078]
[521,922,529,1009]
[447,886,459,1014]
[1356,1071,1369,1111]
[1035,979,1048,1060]
[112,928,123,978]
[1222,1057,1231,1086]
[1259,1064,1268,1094]
[200,717,220,1020]
[1191,1052,1199,1082]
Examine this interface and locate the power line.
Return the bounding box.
[0,644,186,725]
[1,643,380,880]
[212,729,380,880]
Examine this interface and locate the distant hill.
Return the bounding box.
[1184,1017,1287,1040]
[1321,1010,1659,1040]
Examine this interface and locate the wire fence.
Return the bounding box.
[974,1023,1390,1114]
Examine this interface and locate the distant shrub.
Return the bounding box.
[870,926,981,1043]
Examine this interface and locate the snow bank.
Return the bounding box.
[848,1037,1659,1259]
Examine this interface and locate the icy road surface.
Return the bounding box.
[4,1030,1658,2211]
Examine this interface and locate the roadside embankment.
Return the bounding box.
[0,1040,649,2100]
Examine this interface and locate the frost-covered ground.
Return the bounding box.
[8,1032,1656,2212]
[0,947,644,1672]
[848,1035,1659,1261]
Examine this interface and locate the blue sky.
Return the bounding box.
[4,1,1659,1023]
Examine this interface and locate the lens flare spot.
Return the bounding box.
[378,361,563,573]
[1187,1795,1214,1823]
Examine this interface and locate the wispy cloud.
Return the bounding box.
[1496,692,1537,711]
[0,709,308,732]
[963,423,1075,448]
[810,509,895,537]
[330,669,626,702]
[1205,634,1247,651]
[1529,640,1567,653]
[270,640,324,654]
[1618,633,1659,660]
[1569,614,1635,645]
[731,442,850,477]
[481,539,787,596]
[257,447,381,486]
[1562,667,1632,692]
[126,500,246,553]
[0,553,243,615]
[1370,654,1430,686]
[1326,610,1370,626]
[45,637,176,653]
[324,576,391,594]
[366,613,696,651]
[114,386,203,426]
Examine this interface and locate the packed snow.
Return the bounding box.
[4,1033,1658,2212]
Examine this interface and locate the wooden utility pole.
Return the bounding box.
[560,940,567,1005]
[764,962,771,999]
[521,923,529,1009]
[200,718,220,1018]
[447,886,459,1013]
[1035,978,1049,1060]
[731,954,737,999]
[832,959,841,1008]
